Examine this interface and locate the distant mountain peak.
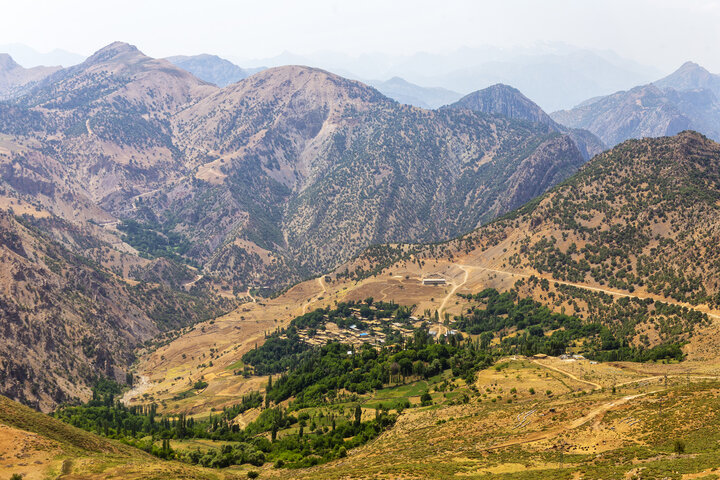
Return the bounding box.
[215,64,387,107]
[242,64,361,88]
[654,61,719,95]
[384,76,410,84]
[0,53,20,71]
[678,60,704,71]
[84,41,144,65]
[484,83,521,93]
[444,83,605,160]
[444,83,556,127]
[668,61,712,79]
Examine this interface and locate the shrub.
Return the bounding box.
[674,439,685,454]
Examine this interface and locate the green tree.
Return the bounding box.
[354,405,362,427]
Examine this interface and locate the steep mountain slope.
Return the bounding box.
[166,53,258,87]
[411,131,720,308]
[0,44,240,409]
[369,76,462,109]
[156,66,588,287]
[0,53,59,100]
[552,63,720,147]
[0,210,233,411]
[444,83,605,160]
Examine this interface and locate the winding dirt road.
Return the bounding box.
[484,390,654,451]
[302,276,328,314]
[457,265,720,321]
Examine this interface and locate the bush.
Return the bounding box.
[674,439,685,454]
[248,471,260,479]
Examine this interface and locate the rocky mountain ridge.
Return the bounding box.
[552,62,720,146]
[0,43,594,292]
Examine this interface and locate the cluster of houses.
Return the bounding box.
[297,318,415,348]
[290,273,452,349]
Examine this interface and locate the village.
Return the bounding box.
[293,312,455,350]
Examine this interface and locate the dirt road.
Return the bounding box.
[457,265,720,321]
[485,391,653,451]
[183,274,204,289]
[532,359,602,390]
[302,276,329,314]
[438,265,470,317]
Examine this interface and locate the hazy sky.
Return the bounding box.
[1,0,719,71]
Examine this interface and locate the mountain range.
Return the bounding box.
[0,43,84,68]
[5,38,720,480]
[0,41,599,406]
[242,45,661,111]
[552,61,720,146]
